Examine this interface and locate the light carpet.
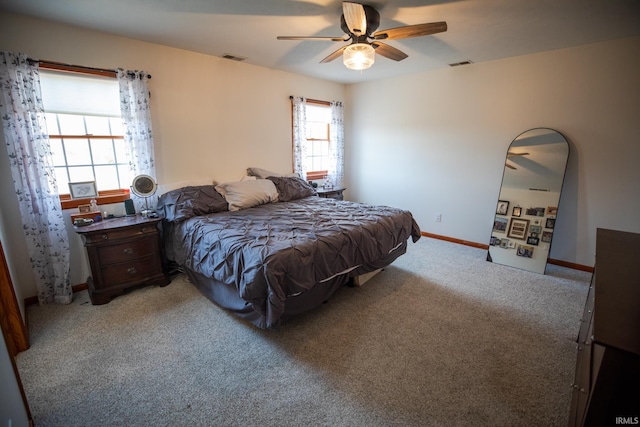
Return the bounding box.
[16,237,591,426]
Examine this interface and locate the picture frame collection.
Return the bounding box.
[491,200,557,258]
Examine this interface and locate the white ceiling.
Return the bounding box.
[1,0,639,84]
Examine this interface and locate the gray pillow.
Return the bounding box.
[246,167,299,179]
[157,185,228,222]
[267,176,317,202]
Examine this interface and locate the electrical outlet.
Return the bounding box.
[435,213,442,222]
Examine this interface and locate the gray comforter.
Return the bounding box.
[164,196,420,328]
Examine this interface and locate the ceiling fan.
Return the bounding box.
[277,2,447,70]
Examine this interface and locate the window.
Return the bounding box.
[292,97,344,186]
[45,113,128,193]
[39,68,131,208]
[304,102,331,181]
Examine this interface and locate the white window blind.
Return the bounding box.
[40,70,120,116]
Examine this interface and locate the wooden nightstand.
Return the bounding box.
[74,215,170,305]
[316,187,346,200]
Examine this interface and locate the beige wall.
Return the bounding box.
[1,11,639,302]
[346,36,640,268]
[0,12,345,298]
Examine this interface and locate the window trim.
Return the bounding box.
[306,170,328,181]
[60,189,130,210]
[39,61,116,79]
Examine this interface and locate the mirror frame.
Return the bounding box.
[487,128,570,274]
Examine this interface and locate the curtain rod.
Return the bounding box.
[289,95,331,105]
[29,58,151,79]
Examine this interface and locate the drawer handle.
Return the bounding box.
[141,227,148,233]
[123,248,134,255]
[102,234,109,240]
[126,267,137,275]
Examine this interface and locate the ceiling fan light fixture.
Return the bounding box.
[343,43,375,70]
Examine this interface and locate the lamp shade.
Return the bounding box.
[343,44,375,70]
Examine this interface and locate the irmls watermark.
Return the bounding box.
[616,416,639,425]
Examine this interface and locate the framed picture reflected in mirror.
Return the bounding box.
[496,200,509,215]
[507,218,529,240]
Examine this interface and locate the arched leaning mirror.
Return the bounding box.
[488,128,569,274]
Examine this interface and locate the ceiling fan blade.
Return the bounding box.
[343,2,367,36]
[505,163,517,170]
[373,21,447,40]
[320,46,348,63]
[371,42,408,61]
[277,36,346,41]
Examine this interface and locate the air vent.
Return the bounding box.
[221,54,247,62]
[449,60,473,67]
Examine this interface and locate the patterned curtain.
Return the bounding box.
[291,96,308,179]
[0,51,71,304]
[117,69,157,211]
[328,101,345,187]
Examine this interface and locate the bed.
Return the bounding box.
[157,176,421,329]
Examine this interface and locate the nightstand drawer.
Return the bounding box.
[83,223,157,244]
[98,237,156,265]
[100,255,162,286]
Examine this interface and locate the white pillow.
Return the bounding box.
[215,179,279,211]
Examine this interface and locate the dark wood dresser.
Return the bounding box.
[75,215,170,305]
[569,228,640,426]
